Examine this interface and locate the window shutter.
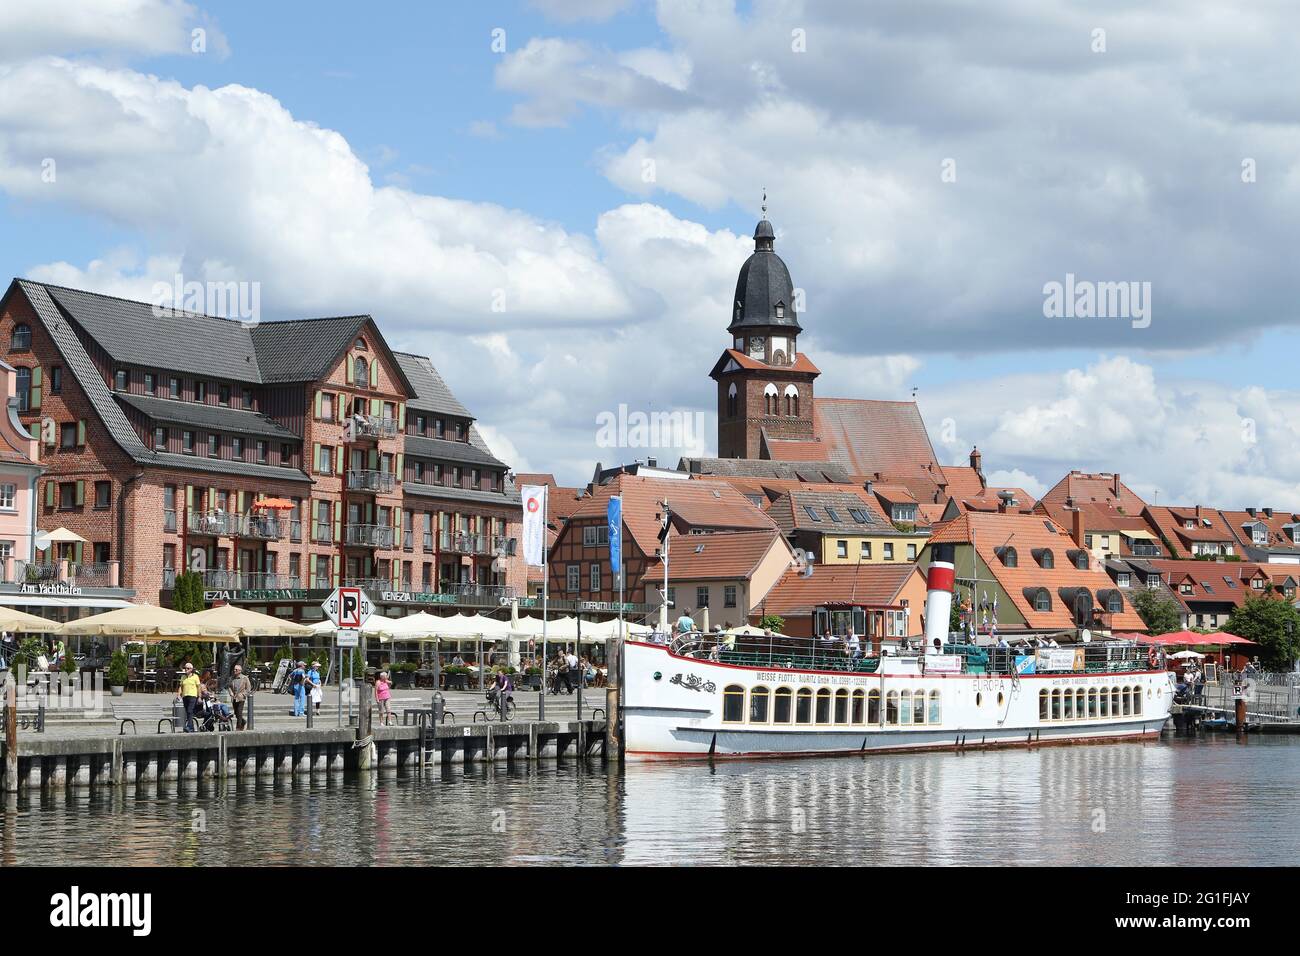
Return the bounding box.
[391,561,400,589]
[45,481,54,507]
[365,501,374,523]
[368,448,379,470]
[30,366,42,410]
[335,445,344,473]
[332,501,342,542]
[398,403,406,429]
[238,491,247,512]
[395,453,403,478]
[369,397,381,417]
[209,487,217,512]
[331,553,340,587]
[77,419,86,445]
[312,443,322,473]
[369,360,379,388]
[345,359,354,385]
[74,541,84,564]
[75,480,85,506]
[185,485,194,508]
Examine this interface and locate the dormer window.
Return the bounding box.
[1253,524,1268,545]
[997,546,1018,568]
[890,504,917,523]
[1034,589,1050,612]
[775,302,785,319]
[1036,549,1054,569]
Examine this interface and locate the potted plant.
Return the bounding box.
[524,665,542,690]
[443,665,468,691]
[107,650,129,697]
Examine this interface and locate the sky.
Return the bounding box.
[2,0,1300,508]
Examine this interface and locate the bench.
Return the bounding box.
[111,701,177,735]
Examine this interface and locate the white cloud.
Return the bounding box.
[0,0,227,60]
[527,0,632,23]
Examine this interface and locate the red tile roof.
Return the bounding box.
[713,348,821,376]
[1144,506,1238,551]
[644,529,788,583]
[1145,559,1272,609]
[759,563,921,618]
[931,512,1146,631]
[812,398,942,485]
[1038,471,1147,513]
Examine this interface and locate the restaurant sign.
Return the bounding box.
[380,591,463,605]
[203,588,321,603]
[19,582,83,596]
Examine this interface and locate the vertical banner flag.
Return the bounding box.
[521,484,547,568]
[607,495,622,576]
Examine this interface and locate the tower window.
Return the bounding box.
[726,383,737,419]
[775,303,784,319]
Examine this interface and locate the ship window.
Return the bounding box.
[885,690,899,725]
[1111,687,1121,716]
[900,690,913,725]
[831,689,847,724]
[722,685,745,723]
[1100,688,1109,718]
[1051,689,1062,721]
[795,688,813,724]
[913,690,926,725]
[1121,686,1131,716]
[1089,688,1099,718]
[774,687,793,723]
[1039,689,1050,720]
[928,690,941,724]
[1062,689,1074,720]
[868,689,881,724]
[1132,687,1142,716]
[815,688,832,724]
[750,686,770,723]
[1075,688,1086,719]
[852,689,865,724]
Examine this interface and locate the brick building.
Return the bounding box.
[0,279,523,621]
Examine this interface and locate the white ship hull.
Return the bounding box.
[623,640,1173,760]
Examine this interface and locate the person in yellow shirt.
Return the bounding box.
[176,662,202,732]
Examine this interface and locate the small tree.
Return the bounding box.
[758,614,785,633]
[1226,595,1300,671]
[107,650,129,688]
[172,571,206,613]
[1132,590,1182,635]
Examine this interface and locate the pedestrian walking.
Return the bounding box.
[228,663,252,730]
[290,660,307,717]
[176,662,201,732]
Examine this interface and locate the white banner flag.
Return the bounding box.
[521,484,548,567]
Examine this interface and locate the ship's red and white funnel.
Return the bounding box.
[924,543,956,654]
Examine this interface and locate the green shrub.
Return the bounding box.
[107,650,129,687]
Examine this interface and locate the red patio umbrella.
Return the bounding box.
[1133,630,1256,647]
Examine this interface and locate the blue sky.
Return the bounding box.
[2,0,1300,507]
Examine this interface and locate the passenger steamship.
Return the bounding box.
[622,544,1174,759]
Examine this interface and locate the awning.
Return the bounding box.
[1122,529,1157,541]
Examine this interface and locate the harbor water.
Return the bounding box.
[2,736,1297,866]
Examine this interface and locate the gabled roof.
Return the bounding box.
[811,398,942,487]
[564,475,775,557]
[1144,559,1271,609]
[394,351,472,418]
[1145,506,1238,550]
[1220,508,1300,555]
[767,488,893,535]
[647,529,787,583]
[1038,470,1147,514]
[760,432,828,462]
[759,563,920,619]
[929,511,1146,631]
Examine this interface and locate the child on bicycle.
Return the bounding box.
[488,670,514,717]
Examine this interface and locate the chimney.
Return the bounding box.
[923,543,956,654]
[1072,508,1086,548]
[969,445,982,474]
[1264,507,1274,518]
[864,479,874,495]
[647,457,657,468]
[1195,504,1203,520]
[1112,474,1121,497]
[1247,507,1257,518]
[997,490,1016,514]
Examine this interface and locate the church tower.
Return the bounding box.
[711,210,819,459]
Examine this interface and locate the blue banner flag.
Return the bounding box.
[607,496,622,575]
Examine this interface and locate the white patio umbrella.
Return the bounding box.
[1169,650,1206,659]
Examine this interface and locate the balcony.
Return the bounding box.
[188,511,236,536]
[68,562,114,587]
[440,531,488,554]
[345,524,395,548]
[1131,544,1162,557]
[443,582,517,601]
[491,536,518,557]
[350,414,399,440]
[198,570,302,591]
[234,515,282,540]
[347,469,396,493]
[342,576,388,593]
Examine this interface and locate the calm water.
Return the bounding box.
[2,737,1297,866]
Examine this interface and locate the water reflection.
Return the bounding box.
[1,738,1296,866]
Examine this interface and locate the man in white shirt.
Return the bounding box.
[847,633,861,660]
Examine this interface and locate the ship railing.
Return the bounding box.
[669,631,883,674]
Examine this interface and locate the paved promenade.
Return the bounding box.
[8,684,610,740]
